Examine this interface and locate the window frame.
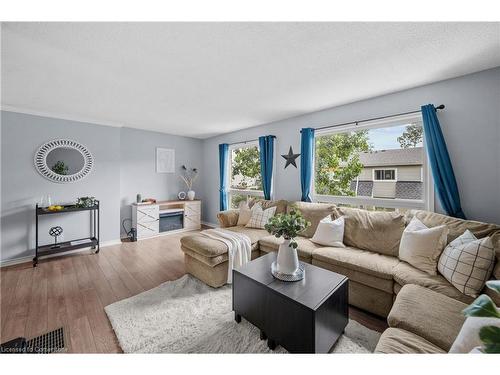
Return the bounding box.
[373,168,397,182]
[312,112,434,211]
[228,140,265,208]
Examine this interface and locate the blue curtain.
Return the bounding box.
[421,104,466,219]
[219,143,229,211]
[259,135,275,200]
[300,128,315,202]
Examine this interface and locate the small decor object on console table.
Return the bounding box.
[265,208,310,281]
[76,196,96,208]
[49,226,63,249]
[180,165,198,200]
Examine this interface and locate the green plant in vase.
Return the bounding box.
[462,280,500,353]
[265,208,310,275]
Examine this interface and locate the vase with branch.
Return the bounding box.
[180,165,198,200]
[265,208,310,277]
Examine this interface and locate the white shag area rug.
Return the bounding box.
[105,274,381,353]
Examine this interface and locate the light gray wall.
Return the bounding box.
[119,127,203,236]
[202,67,500,225]
[1,111,121,262]
[1,112,203,263]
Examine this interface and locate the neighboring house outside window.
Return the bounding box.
[314,114,433,212]
[352,148,423,200]
[228,141,264,208]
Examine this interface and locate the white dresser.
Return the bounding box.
[132,200,201,240]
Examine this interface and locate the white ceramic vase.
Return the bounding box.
[276,238,299,275]
[187,190,196,201]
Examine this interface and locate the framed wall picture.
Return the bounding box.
[156,148,175,173]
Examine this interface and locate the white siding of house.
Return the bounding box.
[372,181,396,198]
[397,166,422,182]
[358,167,373,180]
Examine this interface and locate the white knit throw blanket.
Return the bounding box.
[200,228,252,283]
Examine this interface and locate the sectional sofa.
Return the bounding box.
[180,199,500,353]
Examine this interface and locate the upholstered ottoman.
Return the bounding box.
[180,226,265,287]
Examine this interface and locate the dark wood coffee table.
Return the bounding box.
[232,252,348,353]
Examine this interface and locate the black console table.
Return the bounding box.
[34,201,100,267]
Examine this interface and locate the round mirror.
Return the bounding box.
[35,139,94,183]
[46,147,85,175]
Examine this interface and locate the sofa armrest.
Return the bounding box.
[217,209,239,228]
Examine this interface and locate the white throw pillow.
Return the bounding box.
[438,230,495,297]
[236,202,253,226]
[449,317,500,353]
[245,204,276,229]
[311,216,346,248]
[398,217,449,275]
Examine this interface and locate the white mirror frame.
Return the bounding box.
[34,139,94,183]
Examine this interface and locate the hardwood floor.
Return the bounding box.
[0,230,387,353]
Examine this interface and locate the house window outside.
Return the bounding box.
[229,141,264,209]
[313,114,433,211]
[374,169,396,181]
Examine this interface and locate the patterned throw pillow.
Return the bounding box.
[245,203,276,229]
[438,230,495,297]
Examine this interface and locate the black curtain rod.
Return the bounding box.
[229,135,275,146]
[314,104,445,132]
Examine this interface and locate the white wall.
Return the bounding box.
[0,112,203,263]
[201,67,500,225]
[119,127,203,236]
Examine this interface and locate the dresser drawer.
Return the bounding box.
[136,220,159,237]
[136,205,159,223]
[184,201,201,214]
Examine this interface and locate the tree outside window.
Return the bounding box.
[315,130,371,196]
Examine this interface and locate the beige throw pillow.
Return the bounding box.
[333,207,405,256]
[438,230,495,297]
[399,217,449,275]
[311,216,345,248]
[236,202,253,226]
[289,202,336,238]
[245,204,276,229]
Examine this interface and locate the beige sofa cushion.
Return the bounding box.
[312,246,400,281]
[180,227,267,258]
[183,247,260,267]
[406,210,500,244]
[259,235,321,261]
[333,207,405,256]
[375,328,446,353]
[388,284,467,351]
[313,258,394,296]
[392,261,474,304]
[226,226,270,243]
[287,201,336,238]
[248,198,288,215]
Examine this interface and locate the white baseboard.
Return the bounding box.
[0,239,122,268]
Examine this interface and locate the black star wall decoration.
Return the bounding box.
[281,146,300,169]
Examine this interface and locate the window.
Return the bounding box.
[374,169,396,181]
[313,113,433,211]
[228,141,264,209]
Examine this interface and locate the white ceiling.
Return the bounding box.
[2,22,500,138]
